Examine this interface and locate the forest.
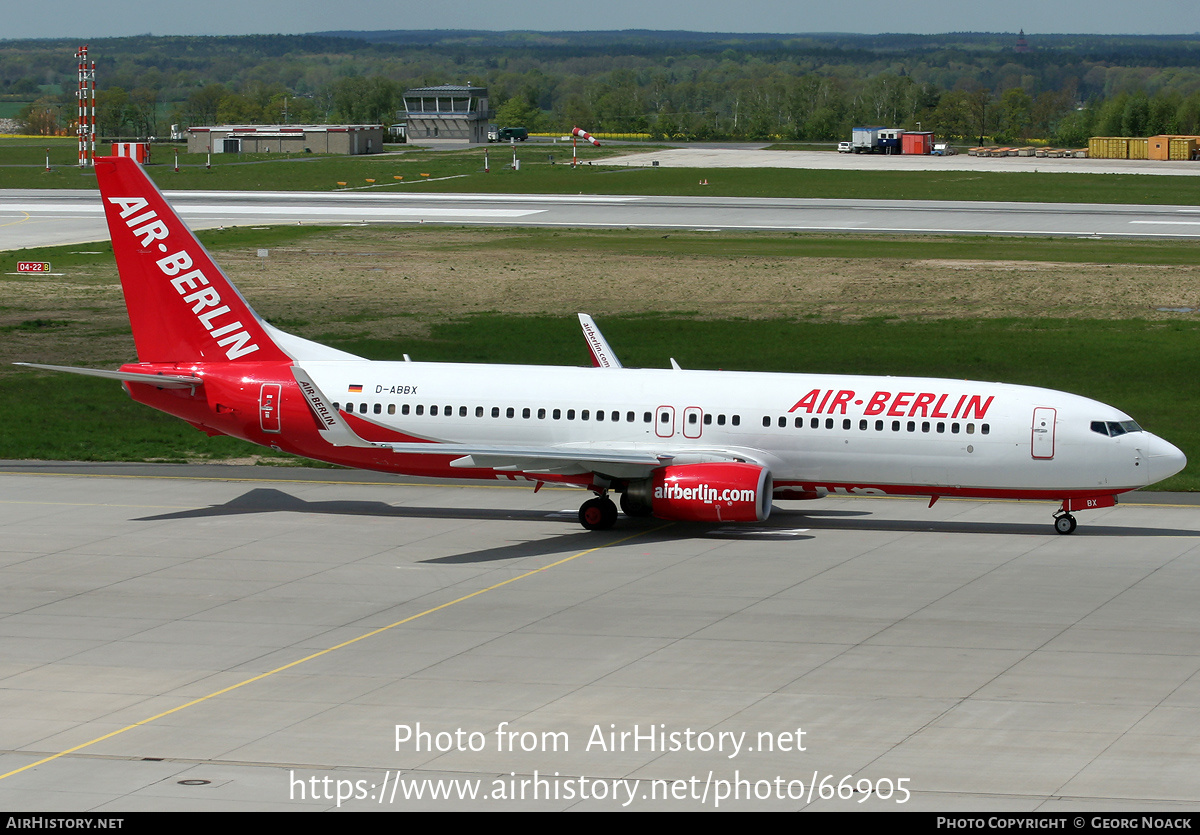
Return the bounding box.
[4,30,1200,145]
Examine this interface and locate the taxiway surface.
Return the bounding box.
[6,190,1200,251]
[1,463,1198,810]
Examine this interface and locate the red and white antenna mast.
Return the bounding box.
[76,45,96,168]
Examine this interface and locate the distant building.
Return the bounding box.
[1015,30,1030,53]
[186,125,385,155]
[403,85,490,144]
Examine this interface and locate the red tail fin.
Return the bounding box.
[95,156,289,364]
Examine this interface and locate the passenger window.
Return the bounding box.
[416,405,424,416]
[522,408,531,419]
[491,407,500,418]
[402,404,410,415]
[717,414,726,426]
[553,409,561,420]
[732,416,740,426]
[430,405,438,416]
[966,424,975,434]
[538,408,546,419]
[506,407,515,418]
[476,406,484,417]
[568,409,576,420]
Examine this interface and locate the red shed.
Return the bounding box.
[111,142,149,163]
[902,132,933,155]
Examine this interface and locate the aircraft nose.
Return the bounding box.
[1143,433,1187,485]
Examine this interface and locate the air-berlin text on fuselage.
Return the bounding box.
[106,196,260,360]
[789,388,994,420]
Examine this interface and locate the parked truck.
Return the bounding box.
[852,126,904,154]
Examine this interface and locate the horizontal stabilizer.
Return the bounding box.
[13,362,203,389]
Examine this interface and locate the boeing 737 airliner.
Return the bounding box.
[17,157,1187,534]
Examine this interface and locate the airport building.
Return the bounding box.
[402,85,490,144]
[186,125,385,155]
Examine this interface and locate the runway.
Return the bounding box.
[1,463,1199,810]
[7,188,1200,251]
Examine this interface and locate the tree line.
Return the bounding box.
[5,31,1200,144]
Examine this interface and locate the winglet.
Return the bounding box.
[291,366,377,448]
[577,313,622,368]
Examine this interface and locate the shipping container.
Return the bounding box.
[1128,138,1148,160]
[1088,137,1129,159]
[1169,137,1196,160]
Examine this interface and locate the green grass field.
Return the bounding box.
[3,140,1200,205]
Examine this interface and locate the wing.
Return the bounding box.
[296,367,763,478]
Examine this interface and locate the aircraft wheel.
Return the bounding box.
[580,497,618,531]
[1054,513,1077,535]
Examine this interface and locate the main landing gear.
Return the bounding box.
[579,495,618,531]
[1053,512,1077,535]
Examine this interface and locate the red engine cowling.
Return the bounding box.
[639,463,773,523]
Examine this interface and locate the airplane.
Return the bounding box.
[16,156,1188,535]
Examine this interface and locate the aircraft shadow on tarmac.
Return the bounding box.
[129,488,1198,563]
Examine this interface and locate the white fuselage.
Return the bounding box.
[301,361,1184,497]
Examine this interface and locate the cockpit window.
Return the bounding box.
[1092,420,1143,437]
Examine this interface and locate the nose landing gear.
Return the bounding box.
[1053,512,1077,535]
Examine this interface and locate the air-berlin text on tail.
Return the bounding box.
[106,195,260,360]
[788,388,995,420]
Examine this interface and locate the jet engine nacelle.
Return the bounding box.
[626,462,773,523]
